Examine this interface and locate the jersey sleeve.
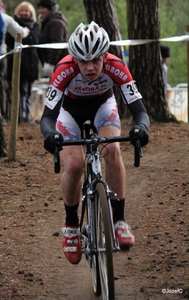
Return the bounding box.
[44,55,77,110]
[104,53,142,105]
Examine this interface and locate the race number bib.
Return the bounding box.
[121,80,142,104]
[44,86,63,109]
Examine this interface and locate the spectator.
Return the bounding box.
[0,8,4,55]
[160,45,170,100]
[6,2,40,123]
[37,0,68,78]
[0,0,30,123]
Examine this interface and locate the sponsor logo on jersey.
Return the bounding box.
[105,65,128,81]
[106,106,118,122]
[74,84,107,93]
[53,67,75,86]
[57,120,70,136]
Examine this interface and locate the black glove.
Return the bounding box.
[44,131,63,154]
[129,125,149,147]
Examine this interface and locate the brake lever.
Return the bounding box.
[134,140,143,167]
[54,134,61,174]
[54,146,60,173]
[133,128,143,167]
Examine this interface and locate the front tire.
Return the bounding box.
[93,182,115,300]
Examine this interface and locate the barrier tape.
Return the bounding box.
[1,34,189,60]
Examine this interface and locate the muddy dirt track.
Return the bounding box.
[0,121,189,299]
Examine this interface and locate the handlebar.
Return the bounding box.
[54,135,143,173]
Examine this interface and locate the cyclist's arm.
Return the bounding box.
[128,99,150,130]
[40,101,61,138]
[40,82,65,137]
[119,81,150,130]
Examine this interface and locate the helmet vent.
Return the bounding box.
[94,24,98,33]
[90,31,94,41]
[75,27,80,35]
[100,40,109,53]
[84,35,89,53]
[92,38,100,55]
[79,32,83,43]
[74,41,84,56]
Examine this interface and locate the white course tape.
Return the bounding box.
[34,42,68,49]
[110,39,154,46]
[0,35,188,60]
[159,35,189,42]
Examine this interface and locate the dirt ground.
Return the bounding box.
[0,120,189,300]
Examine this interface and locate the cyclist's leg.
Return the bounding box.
[56,107,85,208]
[94,96,135,248]
[98,125,126,200]
[94,95,125,200]
[60,145,84,207]
[56,108,84,263]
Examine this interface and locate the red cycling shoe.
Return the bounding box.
[114,220,135,250]
[62,226,82,264]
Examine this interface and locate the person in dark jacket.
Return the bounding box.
[160,45,171,100]
[37,0,68,78]
[6,1,40,123]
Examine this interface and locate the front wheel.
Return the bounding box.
[93,182,115,300]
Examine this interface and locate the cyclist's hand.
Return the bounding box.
[44,132,63,154]
[129,125,149,147]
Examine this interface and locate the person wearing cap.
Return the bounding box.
[37,0,68,78]
[160,45,171,99]
[40,21,150,265]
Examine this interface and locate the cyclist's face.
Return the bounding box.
[76,56,105,82]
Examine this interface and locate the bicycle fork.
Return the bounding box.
[81,184,120,260]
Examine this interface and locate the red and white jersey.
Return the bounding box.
[44,53,142,110]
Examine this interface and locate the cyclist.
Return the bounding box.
[40,21,150,265]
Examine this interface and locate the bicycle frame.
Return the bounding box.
[80,130,120,255]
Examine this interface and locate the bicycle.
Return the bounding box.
[54,120,143,300]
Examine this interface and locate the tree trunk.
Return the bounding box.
[127,0,176,122]
[83,0,125,116]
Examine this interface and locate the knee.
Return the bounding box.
[66,156,85,177]
[103,143,121,163]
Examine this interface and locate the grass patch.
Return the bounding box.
[140,265,155,272]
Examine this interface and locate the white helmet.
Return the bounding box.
[68,21,110,61]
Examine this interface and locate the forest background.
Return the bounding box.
[4,0,189,88]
